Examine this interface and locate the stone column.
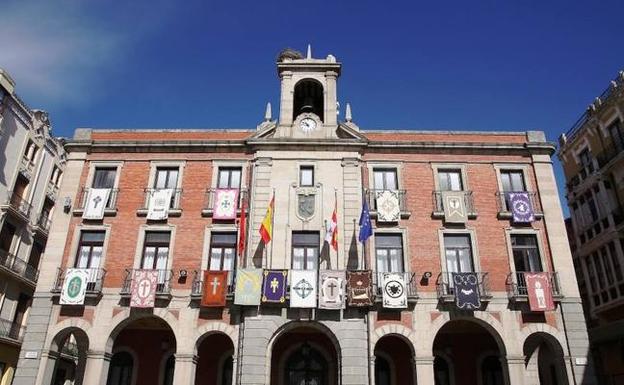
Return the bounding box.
[39,350,59,385]
[82,351,111,385]
[172,353,197,385]
[278,71,294,127]
[415,356,435,385]
[504,356,525,385]
[368,355,375,385]
[324,71,338,127]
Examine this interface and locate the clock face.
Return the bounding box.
[299,118,317,132]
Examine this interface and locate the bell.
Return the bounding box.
[300,96,315,113]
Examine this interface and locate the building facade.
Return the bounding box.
[14,50,593,385]
[558,70,624,385]
[0,69,66,385]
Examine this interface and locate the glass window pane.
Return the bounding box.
[81,231,105,243]
[230,170,241,189]
[292,248,304,269]
[93,168,116,188]
[145,232,171,244]
[306,247,318,270]
[223,249,235,271]
[300,167,313,186]
[210,248,222,270]
[76,247,90,268]
[156,247,169,269]
[376,249,388,272]
[458,249,473,272]
[375,234,402,248]
[90,247,102,269]
[445,251,458,273]
[389,249,403,272]
[167,170,178,188]
[374,171,384,190]
[218,170,230,188]
[142,247,156,269]
[384,171,397,190]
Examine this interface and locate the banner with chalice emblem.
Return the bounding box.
[347,270,373,306]
[60,269,90,305]
[441,191,467,224]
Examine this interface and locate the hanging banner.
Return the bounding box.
[130,269,159,308]
[262,270,288,303]
[290,270,317,308]
[82,188,111,220]
[213,189,239,220]
[375,190,401,222]
[318,270,345,309]
[381,272,407,309]
[453,272,481,310]
[234,268,263,306]
[147,189,173,220]
[508,192,534,223]
[526,272,555,312]
[347,270,373,307]
[60,269,90,305]
[202,271,229,307]
[441,191,467,224]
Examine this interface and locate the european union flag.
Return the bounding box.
[358,200,373,243]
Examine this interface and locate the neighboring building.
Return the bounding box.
[0,69,66,385]
[13,49,593,385]
[559,70,624,385]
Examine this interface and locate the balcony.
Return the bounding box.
[364,189,410,220]
[495,191,543,220]
[19,157,35,180]
[137,188,183,217]
[120,269,173,298]
[0,250,38,286]
[566,164,597,192]
[191,270,236,299]
[0,318,26,345]
[73,187,120,216]
[596,142,624,169]
[372,271,418,301]
[506,271,562,300]
[33,212,52,237]
[46,182,59,201]
[432,191,477,219]
[3,191,32,221]
[201,188,248,217]
[52,268,106,295]
[436,271,491,301]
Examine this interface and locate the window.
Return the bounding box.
[141,231,170,271]
[154,167,179,189]
[92,168,116,189]
[375,233,404,273]
[24,139,38,162]
[75,231,105,269]
[209,233,236,275]
[0,222,16,252]
[217,167,242,189]
[299,166,314,187]
[511,234,542,272]
[51,166,62,188]
[438,169,463,191]
[28,242,44,270]
[609,120,624,152]
[579,148,594,173]
[41,198,54,223]
[373,169,398,190]
[444,234,474,273]
[292,232,319,270]
[500,170,526,192]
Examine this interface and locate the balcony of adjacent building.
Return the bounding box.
[18,155,36,181]
[137,188,183,217]
[506,271,563,302]
[436,271,491,304]
[120,268,174,301]
[0,318,26,346]
[431,190,477,219]
[364,189,410,221]
[1,190,33,223]
[201,187,248,217]
[495,191,543,220]
[0,249,39,287]
[72,187,120,217]
[51,267,107,299]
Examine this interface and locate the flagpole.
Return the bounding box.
[269,188,275,269]
[334,188,338,269]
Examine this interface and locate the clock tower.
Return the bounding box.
[274,46,341,139]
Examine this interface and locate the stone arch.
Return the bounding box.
[371,324,415,353]
[522,330,569,385]
[519,323,568,353]
[44,324,90,385]
[103,308,180,353]
[193,322,238,356]
[373,329,417,385]
[46,318,92,351]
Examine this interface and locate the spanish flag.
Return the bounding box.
[259,195,274,244]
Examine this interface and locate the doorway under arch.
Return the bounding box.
[523,333,568,385]
[47,328,89,385]
[195,332,234,385]
[374,335,415,385]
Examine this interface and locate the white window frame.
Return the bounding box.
[201,225,239,271]
[503,228,548,274]
[68,224,112,269]
[146,161,186,210]
[210,160,248,190]
[431,163,469,191]
[371,227,410,274]
[85,161,124,189]
[437,228,481,273]
[493,164,533,193]
[133,224,176,271]
[366,162,404,191]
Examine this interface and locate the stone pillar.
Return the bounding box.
[368,356,375,385]
[278,71,294,127]
[504,356,525,385]
[82,351,111,385]
[415,356,435,385]
[172,353,197,385]
[39,351,59,385]
[324,71,338,127]
[231,354,239,385]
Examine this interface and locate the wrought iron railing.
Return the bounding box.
[364,189,408,213]
[52,267,106,293]
[495,191,543,216]
[432,191,476,216]
[436,271,490,298]
[507,271,561,298]
[203,188,248,214]
[372,271,418,298]
[0,250,38,283]
[142,188,183,210]
[77,187,120,210]
[0,318,25,342]
[35,212,52,233]
[6,191,32,218]
[120,269,173,295]
[191,270,236,297]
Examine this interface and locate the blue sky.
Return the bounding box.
[2,0,623,214]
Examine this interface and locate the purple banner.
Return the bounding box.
[508,192,534,223]
[262,270,288,303]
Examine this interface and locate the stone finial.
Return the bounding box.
[345,103,352,122]
[307,44,312,59]
[264,102,272,121]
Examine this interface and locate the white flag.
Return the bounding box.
[381,272,407,308]
[147,189,173,220]
[60,269,90,305]
[318,270,345,309]
[290,270,317,308]
[82,188,111,220]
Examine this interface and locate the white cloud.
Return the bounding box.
[0,1,172,106]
